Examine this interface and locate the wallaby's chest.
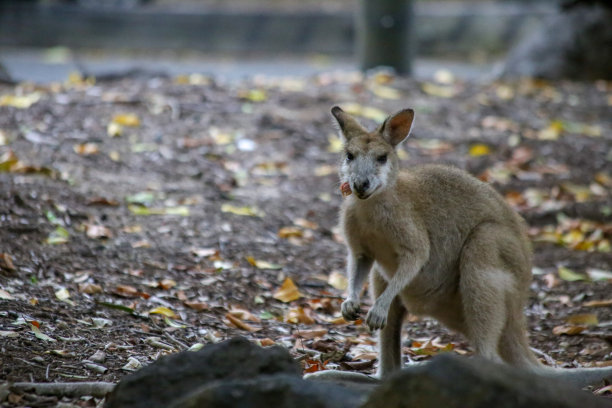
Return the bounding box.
[342,201,401,270]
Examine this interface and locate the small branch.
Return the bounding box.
[11,382,116,398]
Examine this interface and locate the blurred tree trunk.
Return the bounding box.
[357,0,414,75]
[500,1,612,80]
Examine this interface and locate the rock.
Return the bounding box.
[362,353,610,408]
[105,337,301,408]
[500,5,612,80]
[169,373,367,408]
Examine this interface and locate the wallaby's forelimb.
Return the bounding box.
[341,255,373,320]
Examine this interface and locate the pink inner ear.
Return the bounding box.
[386,110,414,144]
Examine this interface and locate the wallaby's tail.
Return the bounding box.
[537,365,612,388]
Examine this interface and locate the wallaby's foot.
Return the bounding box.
[341,298,361,321]
[365,302,387,331]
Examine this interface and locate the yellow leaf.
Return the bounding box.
[469,144,491,157]
[246,256,282,270]
[552,325,586,336]
[73,143,100,156]
[327,133,344,153]
[557,266,587,282]
[238,89,267,102]
[148,306,178,318]
[221,204,264,217]
[0,92,41,108]
[273,277,302,303]
[495,84,514,100]
[538,120,563,140]
[285,306,316,324]
[341,103,387,123]
[328,271,348,291]
[0,150,19,172]
[278,226,303,239]
[565,313,598,326]
[107,122,123,137]
[112,113,140,127]
[421,83,456,98]
[369,84,401,100]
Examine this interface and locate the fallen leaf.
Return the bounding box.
[238,89,267,102]
[328,271,348,291]
[0,253,16,271]
[421,83,457,98]
[586,268,612,281]
[468,144,491,157]
[85,224,113,239]
[31,324,56,342]
[273,277,302,303]
[294,328,328,339]
[112,113,140,127]
[158,279,177,290]
[327,133,344,153]
[0,289,14,300]
[0,150,19,172]
[369,84,401,100]
[184,301,210,311]
[537,120,563,140]
[552,325,586,336]
[303,359,328,374]
[148,306,178,319]
[78,283,102,294]
[259,338,276,347]
[278,226,303,239]
[73,143,100,156]
[557,266,587,282]
[285,306,316,324]
[0,92,41,108]
[225,313,259,332]
[114,284,139,297]
[87,197,120,206]
[341,103,387,123]
[55,288,73,305]
[583,299,612,308]
[128,205,190,216]
[122,357,142,371]
[45,227,69,245]
[246,256,282,270]
[221,204,263,217]
[565,314,598,326]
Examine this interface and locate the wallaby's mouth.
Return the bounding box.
[355,186,378,200]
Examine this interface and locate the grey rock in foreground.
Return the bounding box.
[104,337,301,408]
[363,353,610,408]
[169,373,366,408]
[500,5,612,80]
[105,337,366,408]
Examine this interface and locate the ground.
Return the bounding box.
[0,71,611,407]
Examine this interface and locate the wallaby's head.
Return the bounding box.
[331,106,414,200]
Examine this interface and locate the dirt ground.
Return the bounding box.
[0,71,611,406]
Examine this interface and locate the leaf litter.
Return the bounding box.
[0,73,610,405]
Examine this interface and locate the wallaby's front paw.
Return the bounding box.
[365,304,387,331]
[341,299,361,321]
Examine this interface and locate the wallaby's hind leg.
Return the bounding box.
[371,267,406,378]
[459,223,532,365]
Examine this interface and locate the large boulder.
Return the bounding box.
[363,353,610,408]
[105,337,301,408]
[105,337,367,408]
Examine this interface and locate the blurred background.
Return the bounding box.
[0,0,608,83]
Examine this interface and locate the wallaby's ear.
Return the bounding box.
[331,106,366,140]
[380,109,415,147]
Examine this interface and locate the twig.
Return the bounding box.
[530,347,558,367]
[163,332,188,350]
[11,382,115,398]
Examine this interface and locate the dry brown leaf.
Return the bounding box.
[273,277,302,303]
[0,253,15,271]
[286,306,316,324]
[258,338,276,347]
[114,284,139,297]
[78,283,103,294]
[184,301,209,311]
[228,308,260,322]
[158,279,177,290]
[583,299,612,308]
[278,226,303,239]
[225,313,259,332]
[294,328,328,339]
[552,325,587,336]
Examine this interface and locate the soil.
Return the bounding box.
[0,72,610,407]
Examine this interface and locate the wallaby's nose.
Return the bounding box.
[354,179,370,195]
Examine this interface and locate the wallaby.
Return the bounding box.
[307,106,612,388]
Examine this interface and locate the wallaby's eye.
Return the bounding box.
[346,152,355,162]
[377,154,388,164]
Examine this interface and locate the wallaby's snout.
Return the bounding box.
[353,179,370,198]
